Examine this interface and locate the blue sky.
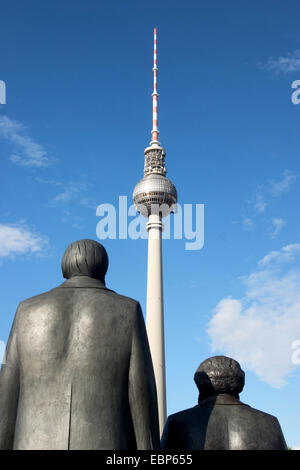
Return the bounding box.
[0,0,299,449]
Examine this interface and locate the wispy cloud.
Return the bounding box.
[270,170,297,196]
[35,177,61,186]
[251,170,296,215]
[207,244,300,387]
[35,177,96,209]
[253,187,269,213]
[50,182,90,206]
[263,49,300,74]
[35,178,96,228]
[0,114,51,167]
[242,217,255,231]
[258,243,300,267]
[60,209,83,229]
[0,224,48,258]
[241,170,297,236]
[271,217,285,238]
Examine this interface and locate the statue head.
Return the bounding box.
[61,239,109,283]
[194,355,245,401]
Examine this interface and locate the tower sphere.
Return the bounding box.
[133,173,177,217]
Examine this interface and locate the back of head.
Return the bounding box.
[194,355,245,401]
[61,239,109,283]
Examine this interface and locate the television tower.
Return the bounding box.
[133,28,177,435]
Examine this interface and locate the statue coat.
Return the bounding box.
[0,276,160,450]
[161,393,287,450]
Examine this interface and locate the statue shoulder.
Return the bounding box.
[16,287,60,312]
[241,403,280,423]
[102,289,141,310]
[166,406,198,425]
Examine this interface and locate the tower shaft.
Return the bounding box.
[146,213,166,436]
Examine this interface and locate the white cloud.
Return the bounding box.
[52,189,74,204]
[0,224,48,258]
[242,170,297,235]
[253,187,269,213]
[258,244,300,266]
[35,178,95,227]
[293,445,300,450]
[61,209,83,229]
[207,244,300,387]
[0,114,50,167]
[250,171,296,216]
[242,217,255,231]
[35,178,92,207]
[35,177,61,186]
[270,170,297,196]
[271,217,285,238]
[263,50,300,74]
[50,182,90,206]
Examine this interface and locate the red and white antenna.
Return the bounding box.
[151,27,159,145]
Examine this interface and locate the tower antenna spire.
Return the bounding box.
[151,27,159,145]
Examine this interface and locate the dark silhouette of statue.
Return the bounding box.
[0,239,160,450]
[161,355,287,450]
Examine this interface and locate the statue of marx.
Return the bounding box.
[0,239,160,450]
[161,355,287,450]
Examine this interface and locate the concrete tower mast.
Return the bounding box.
[133,28,177,435]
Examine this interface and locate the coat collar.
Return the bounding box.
[58,275,109,290]
[200,393,244,406]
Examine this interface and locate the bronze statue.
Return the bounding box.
[161,355,287,450]
[0,239,160,450]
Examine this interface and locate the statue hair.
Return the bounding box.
[194,355,245,401]
[61,239,108,283]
